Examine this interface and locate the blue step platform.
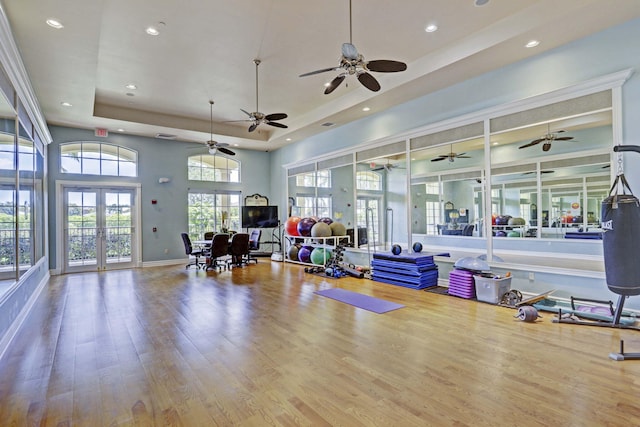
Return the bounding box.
[371,251,446,290]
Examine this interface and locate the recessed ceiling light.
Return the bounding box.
[492,142,499,145]
[60,102,72,107]
[425,24,438,33]
[362,107,371,112]
[117,128,125,132]
[146,26,160,36]
[125,84,137,90]
[525,40,540,48]
[46,19,64,29]
[286,138,292,141]
[233,143,239,147]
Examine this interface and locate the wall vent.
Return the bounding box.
[156,133,177,140]
[321,122,335,127]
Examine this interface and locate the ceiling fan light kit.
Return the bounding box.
[299,0,407,94]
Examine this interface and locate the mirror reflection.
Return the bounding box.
[356,151,407,250]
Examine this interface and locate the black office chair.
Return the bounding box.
[227,232,250,268]
[181,232,205,269]
[203,231,215,249]
[206,233,230,271]
[246,229,261,264]
[463,224,475,236]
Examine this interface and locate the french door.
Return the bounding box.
[63,186,137,273]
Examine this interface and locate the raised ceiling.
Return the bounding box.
[4,0,640,151]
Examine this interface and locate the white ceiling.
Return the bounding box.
[4,0,640,151]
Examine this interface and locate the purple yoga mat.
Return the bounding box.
[315,288,405,314]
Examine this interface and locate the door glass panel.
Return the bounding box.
[105,191,132,264]
[66,191,98,267]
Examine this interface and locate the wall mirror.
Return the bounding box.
[355,141,407,250]
[0,92,17,287]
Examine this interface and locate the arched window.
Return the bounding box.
[60,142,137,177]
[188,154,240,182]
[356,170,382,191]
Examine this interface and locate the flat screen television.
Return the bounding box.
[242,205,279,228]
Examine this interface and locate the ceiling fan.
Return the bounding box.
[299,0,407,94]
[231,59,288,132]
[370,160,403,171]
[204,100,235,156]
[519,124,574,151]
[431,146,471,162]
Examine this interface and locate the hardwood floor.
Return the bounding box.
[1,261,640,426]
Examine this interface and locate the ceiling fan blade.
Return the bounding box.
[324,75,346,94]
[299,67,339,77]
[519,139,544,149]
[240,108,253,118]
[214,141,229,147]
[366,60,407,73]
[265,113,287,121]
[342,43,359,60]
[266,121,288,129]
[357,72,381,92]
[554,136,574,141]
[218,146,236,156]
[456,156,471,159]
[455,152,467,156]
[431,157,447,162]
[248,123,258,132]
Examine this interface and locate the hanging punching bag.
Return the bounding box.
[601,173,640,296]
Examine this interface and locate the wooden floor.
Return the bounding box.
[1,262,640,426]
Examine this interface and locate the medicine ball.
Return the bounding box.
[412,242,423,253]
[391,244,402,255]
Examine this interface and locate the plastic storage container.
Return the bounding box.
[473,276,512,304]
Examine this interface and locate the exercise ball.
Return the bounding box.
[507,231,520,237]
[495,215,511,226]
[298,246,313,263]
[311,222,332,238]
[287,244,300,260]
[329,221,347,237]
[508,217,526,226]
[412,242,423,253]
[311,247,332,265]
[319,217,333,225]
[495,230,507,237]
[285,216,301,236]
[297,217,317,237]
[391,244,402,255]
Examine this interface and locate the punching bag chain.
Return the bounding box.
[617,151,624,176]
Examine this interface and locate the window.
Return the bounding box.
[296,170,330,188]
[295,196,331,218]
[60,142,137,177]
[356,171,382,191]
[188,154,240,182]
[188,192,241,240]
[425,183,441,235]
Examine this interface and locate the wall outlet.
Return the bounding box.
[528,272,535,281]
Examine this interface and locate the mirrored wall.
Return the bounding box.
[285,84,619,269]
[0,78,46,294]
